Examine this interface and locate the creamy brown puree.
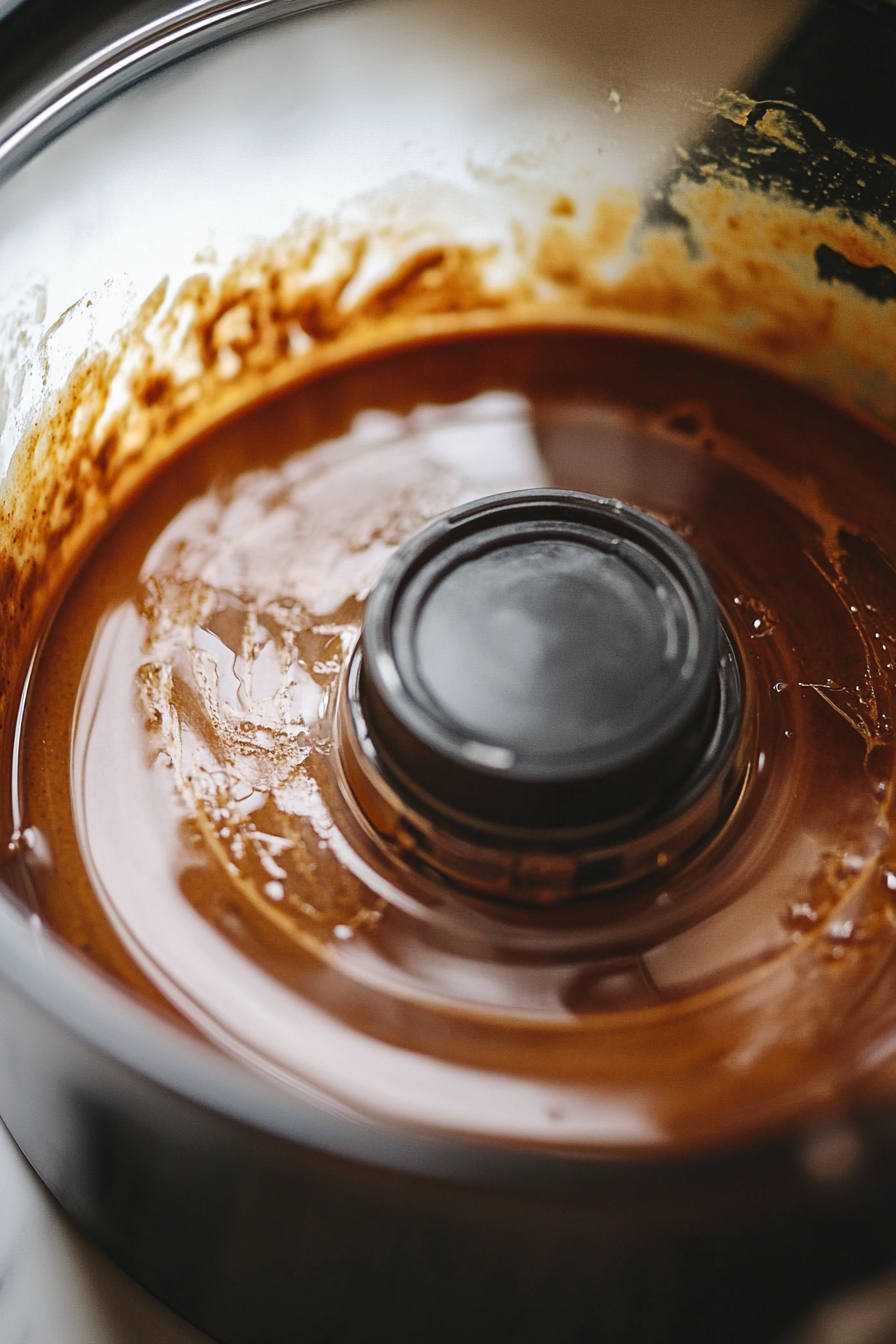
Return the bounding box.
[9,327,896,1151]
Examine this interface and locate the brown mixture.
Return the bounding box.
[7,325,896,1151]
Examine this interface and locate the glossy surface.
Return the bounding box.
[12,327,896,1151]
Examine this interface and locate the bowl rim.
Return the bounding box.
[0,0,355,186]
[0,875,832,1200]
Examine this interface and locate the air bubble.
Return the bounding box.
[734,595,778,639]
[12,825,53,867]
[774,681,788,693]
[790,902,818,925]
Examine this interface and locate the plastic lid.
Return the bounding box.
[359,490,725,830]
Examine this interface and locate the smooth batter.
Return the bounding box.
[10,328,896,1149]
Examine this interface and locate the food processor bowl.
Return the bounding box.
[2,2,896,1340]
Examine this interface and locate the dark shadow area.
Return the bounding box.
[816,243,896,303]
